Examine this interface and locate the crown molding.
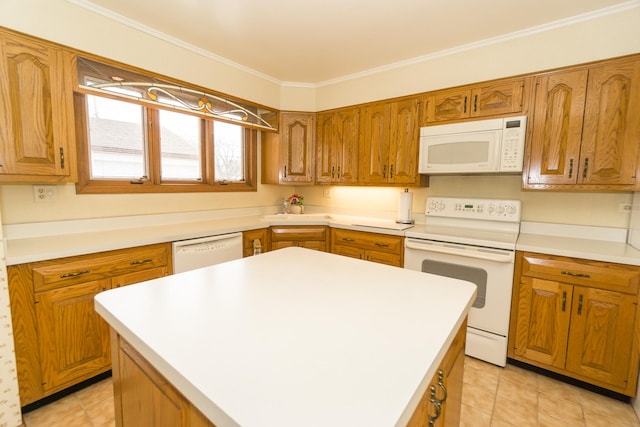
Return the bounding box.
[68,0,639,89]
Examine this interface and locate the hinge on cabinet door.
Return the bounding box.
[59,148,65,169]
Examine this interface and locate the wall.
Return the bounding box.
[1,1,639,228]
[0,208,22,426]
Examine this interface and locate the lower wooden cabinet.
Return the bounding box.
[243,228,270,257]
[331,228,404,267]
[270,225,328,251]
[508,251,640,396]
[8,243,172,406]
[113,333,214,427]
[407,320,466,427]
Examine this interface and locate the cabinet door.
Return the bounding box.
[525,70,588,185]
[579,59,640,186]
[335,108,359,184]
[332,244,364,261]
[359,103,391,184]
[281,113,315,183]
[566,286,636,388]
[425,89,471,123]
[513,277,573,369]
[35,280,111,392]
[243,228,270,257]
[470,79,524,118]
[315,112,335,184]
[364,250,402,267]
[0,34,76,180]
[389,98,419,184]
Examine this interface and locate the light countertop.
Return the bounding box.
[516,221,640,266]
[6,209,640,267]
[94,247,476,427]
[3,209,410,265]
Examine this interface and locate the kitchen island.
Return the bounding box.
[95,247,476,427]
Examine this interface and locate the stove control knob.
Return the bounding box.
[496,205,505,215]
[506,204,516,215]
[487,204,495,214]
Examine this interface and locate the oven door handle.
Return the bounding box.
[405,239,515,263]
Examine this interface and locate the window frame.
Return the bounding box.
[74,92,257,194]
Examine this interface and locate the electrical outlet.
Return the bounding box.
[323,187,332,198]
[619,202,633,213]
[33,185,57,202]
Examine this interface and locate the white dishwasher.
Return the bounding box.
[172,232,243,274]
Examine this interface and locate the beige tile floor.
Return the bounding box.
[22,357,640,427]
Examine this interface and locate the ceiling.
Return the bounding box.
[81,0,634,84]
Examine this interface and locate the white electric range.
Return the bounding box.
[404,197,521,366]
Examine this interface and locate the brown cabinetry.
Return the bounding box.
[331,228,403,267]
[421,78,525,124]
[359,98,421,185]
[270,226,328,251]
[243,228,270,257]
[8,243,172,406]
[407,319,466,427]
[508,251,640,396]
[262,112,315,184]
[316,108,359,184]
[112,334,214,427]
[0,29,77,182]
[524,57,640,190]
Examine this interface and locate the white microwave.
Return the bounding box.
[418,116,527,174]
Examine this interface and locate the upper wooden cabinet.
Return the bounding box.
[262,112,315,185]
[524,57,640,190]
[316,108,359,184]
[0,30,77,182]
[421,78,526,125]
[359,98,421,185]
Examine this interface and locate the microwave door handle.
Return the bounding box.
[405,239,514,263]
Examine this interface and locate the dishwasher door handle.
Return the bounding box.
[405,239,514,263]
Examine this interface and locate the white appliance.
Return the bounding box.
[404,197,521,366]
[172,232,243,274]
[419,116,527,174]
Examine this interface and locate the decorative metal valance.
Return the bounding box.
[76,56,277,131]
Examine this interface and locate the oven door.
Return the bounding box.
[404,238,515,365]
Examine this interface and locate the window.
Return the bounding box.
[74,56,270,194]
[76,93,257,193]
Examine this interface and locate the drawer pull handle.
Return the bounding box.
[561,271,590,278]
[60,269,90,278]
[342,238,356,242]
[577,294,583,315]
[435,369,448,403]
[131,259,153,266]
[561,291,567,312]
[427,385,442,426]
[374,242,389,247]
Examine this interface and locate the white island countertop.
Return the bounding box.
[95,247,476,427]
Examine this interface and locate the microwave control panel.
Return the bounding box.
[499,116,527,172]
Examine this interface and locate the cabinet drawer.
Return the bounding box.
[270,226,327,241]
[331,229,403,254]
[33,244,171,292]
[521,252,640,294]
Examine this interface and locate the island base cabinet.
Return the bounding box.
[112,331,215,427]
[407,320,466,427]
[110,321,466,427]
